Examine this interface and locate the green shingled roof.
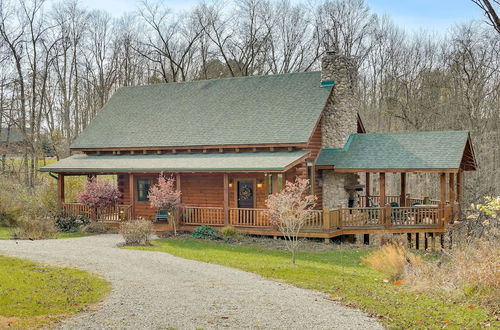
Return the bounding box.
[316,131,474,170]
[40,151,309,173]
[71,72,331,149]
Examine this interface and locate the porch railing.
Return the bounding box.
[229,208,270,227]
[61,202,454,232]
[182,206,224,225]
[62,202,131,222]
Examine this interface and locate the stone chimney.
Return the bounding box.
[321,51,358,149]
[320,51,360,208]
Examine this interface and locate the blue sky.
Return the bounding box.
[76,0,483,32]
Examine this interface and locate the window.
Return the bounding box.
[267,174,284,195]
[136,178,152,202]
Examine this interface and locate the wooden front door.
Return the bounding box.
[237,181,254,208]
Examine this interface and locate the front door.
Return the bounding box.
[237,181,254,208]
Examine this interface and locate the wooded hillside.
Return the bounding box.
[0,0,498,203]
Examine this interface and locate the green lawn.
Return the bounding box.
[0,254,109,328]
[125,239,495,329]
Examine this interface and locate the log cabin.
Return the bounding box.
[41,51,477,244]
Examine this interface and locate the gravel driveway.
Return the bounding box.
[0,235,383,329]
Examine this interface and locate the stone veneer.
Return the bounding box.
[320,52,359,208]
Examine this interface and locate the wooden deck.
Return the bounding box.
[62,201,457,238]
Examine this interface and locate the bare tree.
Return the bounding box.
[472,0,500,33]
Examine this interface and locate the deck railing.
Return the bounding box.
[62,202,131,222]
[357,195,441,207]
[340,207,383,227]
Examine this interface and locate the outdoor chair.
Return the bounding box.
[155,209,169,223]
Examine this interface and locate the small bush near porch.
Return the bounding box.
[126,238,497,329]
[0,254,109,328]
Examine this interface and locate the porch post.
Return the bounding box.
[176,173,182,225]
[379,172,386,206]
[439,173,447,205]
[379,172,386,226]
[400,172,407,206]
[223,173,229,226]
[57,173,65,206]
[456,170,463,218]
[439,173,446,226]
[176,173,181,192]
[365,172,371,207]
[448,173,455,203]
[129,173,135,219]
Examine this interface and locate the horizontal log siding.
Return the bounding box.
[181,173,224,208]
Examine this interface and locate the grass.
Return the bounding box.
[0,254,109,328]
[0,226,93,240]
[125,238,496,329]
[0,226,10,239]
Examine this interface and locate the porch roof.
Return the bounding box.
[316,131,477,172]
[40,151,309,173]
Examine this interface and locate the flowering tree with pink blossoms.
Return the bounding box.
[77,177,121,221]
[148,173,181,234]
[265,177,317,264]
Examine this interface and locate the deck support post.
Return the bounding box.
[400,172,407,206]
[57,173,65,206]
[415,233,420,250]
[365,172,371,207]
[129,174,135,219]
[223,173,229,226]
[424,233,428,250]
[440,233,444,249]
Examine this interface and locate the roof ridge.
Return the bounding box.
[120,71,321,89]
[357,130,469,135]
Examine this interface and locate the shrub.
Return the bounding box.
[55,215,91,232]
[120,220,153,245]
[191,225,220,240]
[82,222,117,234]
[221,225,240,240]
[404,240,499,310]
[362,244,422,281]
[12,216,57,240]
[0,176,57,227]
